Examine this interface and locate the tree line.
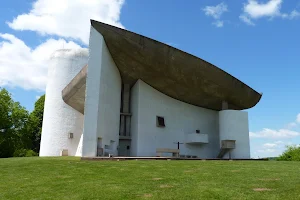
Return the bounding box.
[0,88,44,158]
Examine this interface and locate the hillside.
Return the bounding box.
[1,157,300,199]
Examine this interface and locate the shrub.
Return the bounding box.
[277,145,300,161]
[14,149,38,157]
[25,150,38,157]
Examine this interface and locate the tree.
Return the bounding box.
[0,88,29,157]
[26,95,45,152]
[277,145,300,161]
[0,89,45,157]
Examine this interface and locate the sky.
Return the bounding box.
[0,0,300,158]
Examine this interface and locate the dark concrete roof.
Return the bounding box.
[90,20,262,111]
[62,65,87,114]
[62,20,262,113]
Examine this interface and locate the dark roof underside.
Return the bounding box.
[91,20,262,111]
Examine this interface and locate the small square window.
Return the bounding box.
[156,116,165,127]
[68,132,73,139]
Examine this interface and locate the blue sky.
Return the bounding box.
[0,0,300,158]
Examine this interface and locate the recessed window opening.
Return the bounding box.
[156,116,165,127]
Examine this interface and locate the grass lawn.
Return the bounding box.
[1,157,300,200]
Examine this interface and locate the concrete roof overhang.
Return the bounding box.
[62,20,262,114]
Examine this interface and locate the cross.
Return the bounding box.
[173,142,184,150]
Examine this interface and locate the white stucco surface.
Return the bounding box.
[40,49,88,156]
[219,110,250,159]
[185,133,209,144]
[75,134,83,156]
[130,80,220,158]
[82,26,121,157]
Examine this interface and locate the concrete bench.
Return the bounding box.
[156,148,179,157]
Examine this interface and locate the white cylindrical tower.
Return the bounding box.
[219,110,250,159]
[40,49,89,156]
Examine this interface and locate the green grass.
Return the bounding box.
[1,157,300,200]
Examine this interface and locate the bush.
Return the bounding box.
[14,149,38,157]
[277,145,300,161]
[25,150,38,157]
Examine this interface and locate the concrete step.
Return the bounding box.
[217,148,230,158]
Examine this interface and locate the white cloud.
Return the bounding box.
[252,140,286,158]
[203,3,228,27]
[7,0,125,44]
[289,10,300,19]
[1,0,125,91]
[251,113,300,157]
[281,10,300,20]
[0,33,83,91]
[285,113,300,129]
[212,20,224,28]
[257,148,276,153]
[250,128,300,138]
[263,143,278,148]
[35,95,41,100]
[287,122,297,129]
[297,113,300,123]
[240,0,300,25]
[243,0,282,19]
[239,15,255,26]
[275,140,284,144]
[203,2,228,19]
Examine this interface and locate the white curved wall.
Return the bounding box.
[40,49,88,156]
[219,110,250,159]
[82,26,121,157]
[75,134,83,156]
[130,80,220,158]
